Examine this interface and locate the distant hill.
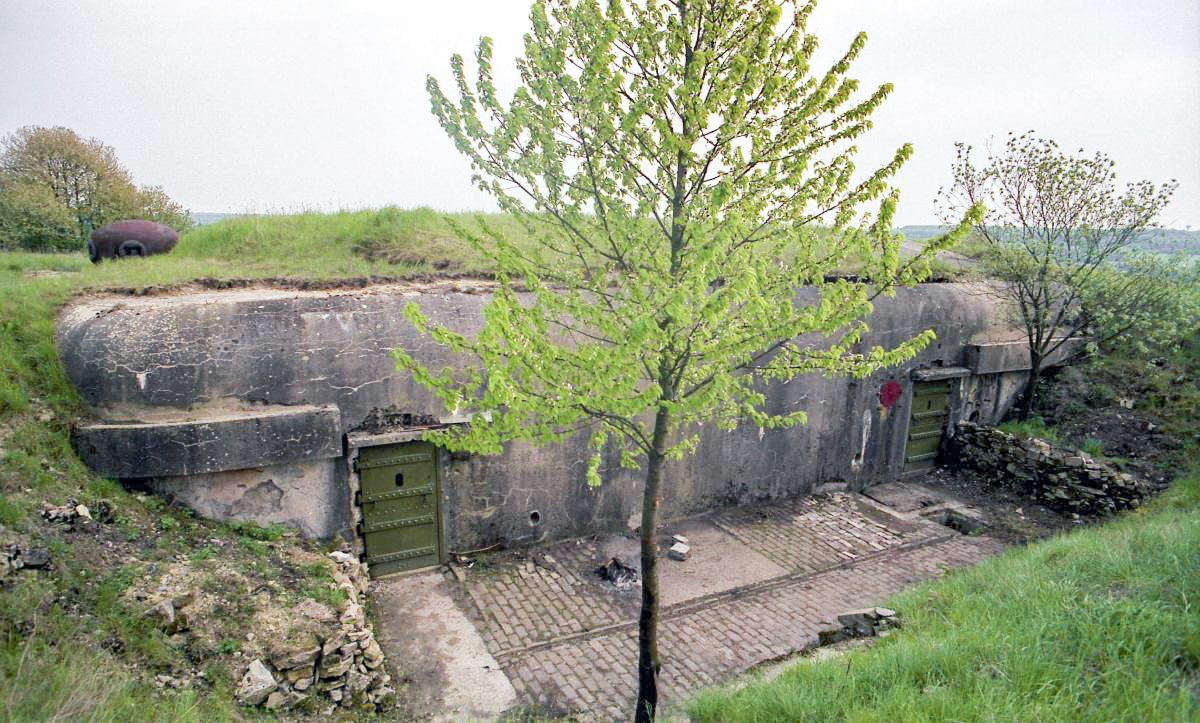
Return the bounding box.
[899,225,1199,257]
[191,212,238,226]
[898,226,948,242]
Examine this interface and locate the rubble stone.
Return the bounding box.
[321,630,347,656]
[272,645,319,671]
[818,624,847,646]
[294,598,336,622]
[233,543,387,712]
[236,659,277,705]
[19,547,52,569]
[319,653,354,679]
[837,607,881,636]
[667,542,691,561]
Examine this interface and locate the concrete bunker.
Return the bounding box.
[57,280,1082,576]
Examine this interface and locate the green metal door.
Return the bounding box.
[904,380,951,474]
[356,441,440,576]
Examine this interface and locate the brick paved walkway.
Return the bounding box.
[710,492,941,573]
[450,492,1008,721]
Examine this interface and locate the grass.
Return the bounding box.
[0,208,1188,719]
[689,469,1200,722]
[1081,436,1106,458]
[0,208,532,720]
[997,416,1060,444]
[178,206,536,275]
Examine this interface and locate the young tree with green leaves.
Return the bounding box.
[938,132,1178,421]
[0,125,192,251]
[401,1,972,719]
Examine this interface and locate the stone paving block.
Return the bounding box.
[447,491,1005,721]
[495,534,1003,721]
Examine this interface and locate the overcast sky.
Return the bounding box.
[2,0,1198,229]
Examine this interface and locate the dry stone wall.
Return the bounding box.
[949,421,1149,514]
[234,551,395,713]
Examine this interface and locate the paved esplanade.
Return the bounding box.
[445,491,1004,721]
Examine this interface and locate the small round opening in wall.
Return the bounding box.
[529,510,541,526]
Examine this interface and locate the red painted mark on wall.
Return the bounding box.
[879,380,902,408]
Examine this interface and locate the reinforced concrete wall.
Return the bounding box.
[57,280,1063,549]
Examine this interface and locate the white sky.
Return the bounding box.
[2,0,1198,229]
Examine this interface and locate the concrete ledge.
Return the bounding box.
[965,341,1030,374]
[911,366,972,381]
[965,338,1087,374]
[74,403,342,478]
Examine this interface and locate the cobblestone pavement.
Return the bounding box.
[451,492,1008,721]
[710,492,942,573]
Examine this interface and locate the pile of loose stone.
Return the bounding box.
[951,421,1149,514]
[1,542,52,577]
[236,551,395,713]
[818,606,900,646]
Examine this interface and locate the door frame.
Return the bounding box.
[900,367,971,477]
[345,428,451,577]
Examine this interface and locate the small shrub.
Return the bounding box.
[231,520,290,541]
[190,546,216,562]
[301,580,347,610]
[216,638,240,655]
[998,418,1060,444]
[1081,437,1106,458]
[238,538,268,555]
[1062,400,1087,415]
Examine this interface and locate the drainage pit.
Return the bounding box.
[930,509,986,535]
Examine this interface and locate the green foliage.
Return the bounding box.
[190,546,217,562]
[0,125,192,251]
[938,132,1180,420]
[1082,252,1200,358]
[1081,436,1106,458]
[689,469,1200,722]
[998,417,1060,444]
[216,638,241,656]
[229,519,291,541]
[0,179,77,251]
[410,0,977,468]
[413,2,977,717]
[133,185,194,235]
[301,578,348,610]
[0,642,237,722]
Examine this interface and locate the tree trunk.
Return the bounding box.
[1018,356,1043,422]
[635,405,670,723]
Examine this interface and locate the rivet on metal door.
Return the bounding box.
[355,441,441,576]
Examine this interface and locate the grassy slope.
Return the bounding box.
[1,208,1194,720]
[0,208,521,721]
[690,446,1200,718]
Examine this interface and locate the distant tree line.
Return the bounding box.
[903,225,1199,259]
[0,126,192,252]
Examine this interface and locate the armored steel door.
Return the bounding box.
[903,380,951,474]
[356,441,441,576]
